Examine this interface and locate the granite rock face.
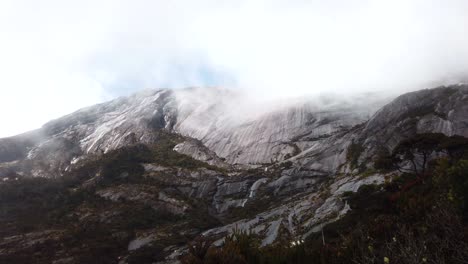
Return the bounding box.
[173,139,230,169]
[173,88,382,165]
[355,85,468,165]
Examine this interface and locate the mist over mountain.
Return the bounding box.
[2,1,468,263]
[2,0,468,137]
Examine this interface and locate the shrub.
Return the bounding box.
[346,141,364,169]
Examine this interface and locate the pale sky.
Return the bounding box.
[1,0,468,137]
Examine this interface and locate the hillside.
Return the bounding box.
[1,85,468,263]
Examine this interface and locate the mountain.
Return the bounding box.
[1,84,468,263]
[0,87,386,178]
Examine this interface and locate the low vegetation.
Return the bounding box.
[2,132,468,263]
[0,131,224,263]
[183,133,468,264]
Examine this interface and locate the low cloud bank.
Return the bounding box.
[1,0,467,136]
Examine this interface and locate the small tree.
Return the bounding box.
[392,133,446,175]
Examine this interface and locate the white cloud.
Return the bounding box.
[0,0,467,136]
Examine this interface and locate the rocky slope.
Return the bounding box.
[1,84,467,263]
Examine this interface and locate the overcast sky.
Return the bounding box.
[1,0,468,137]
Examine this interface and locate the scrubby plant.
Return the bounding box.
[346,141,364,169]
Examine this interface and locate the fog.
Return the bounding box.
[1,0,468,137]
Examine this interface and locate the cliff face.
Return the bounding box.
[1,85,467,263]
[355,85,468,165]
